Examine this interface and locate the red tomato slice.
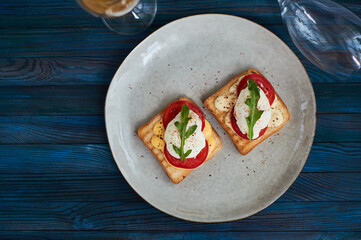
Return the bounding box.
[162,100,208,169]
[230,107,268,140]
[237,73,275,105]
[162,100,205,131]
[232,73,273,140]
[164,140,209,169]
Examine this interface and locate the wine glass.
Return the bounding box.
[278,0,361,79]
[77,0,157,35]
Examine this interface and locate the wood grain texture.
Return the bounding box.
[306,142,361,172]
[1,0,361,234]
[0,201,359,231]
[2,0,360,27]
[0,173,359,202]
[0,24,341,60]
[0,142,360,174]
[314,114,361,143]
[0,231,359,240]
[0,144,117,174]
[279,173,361,201]
[0,86,107,115]
[2,58,360,87]
[0,0,285,27]
[0,114,359,144]
[3,19,361,90]
[0,84,360,115]
[313,84,361,113]
[0,57,120,86]
[0,28,144,57]
[0,116,107,144]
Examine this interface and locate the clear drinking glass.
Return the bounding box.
[278,0,361,79]
[77,0,157,35]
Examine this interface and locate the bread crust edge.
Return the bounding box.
[137,97,223,184]
[204,68,290,155]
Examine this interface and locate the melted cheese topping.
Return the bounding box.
[270,109,283,127]
[215,95,237,112]
[229,79,241,94]
[151,135,164,150]
[234,87,271,139]
[153,120,164,136]
[164,111,206,158]
[215,79,240,112]
[203,120,216,154]
[151,120,165,151]
[207,132,216,154]
[215,78,283,136]
[270,97,283,127]
[151,118,215,157]
[203,119,212,138]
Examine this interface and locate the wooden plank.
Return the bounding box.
[0,114,360,144]
[315,114,361,143]
[0,0,284,27]
[1,10,282,30]
[306,142,361,172]
[0,57,120,86]
[0,144,117,174]
[0,15,101,29]
[0,0,85,16]
[279,173,361,201]
[0,27,144,57]
[1,0,360,235]
[3,22,361,89]
[307,65,361,84]
[1,0,282,16]
[0,143,360,174]
[313,84,361,113]
[0,26,327,82]
[0,201,359,231]
[0,86,108,116]
[1,5,360,85]
[0,173,359,202]
[0,231,359,240]
[1,57,360,86]
[0,116,107,144]
[2,0,360,27]
[1,31,360,84]
[0,25,321,57]
[0,84,360,115]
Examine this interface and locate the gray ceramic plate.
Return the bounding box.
[105,14,316,222]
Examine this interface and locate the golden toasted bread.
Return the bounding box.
[137,97,222,184]
[204,68,290,155]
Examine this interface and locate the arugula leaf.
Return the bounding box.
[172,104,198,160]
[184,149,192,158]
[180,104,190,123]
[185,125,197,138]
[173,145,180,155]
[174,121,181,131]
[245,79,264,141]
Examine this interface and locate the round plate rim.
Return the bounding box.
[104,13,317,223]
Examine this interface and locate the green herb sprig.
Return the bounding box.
[173,104,198,160]
[245,79,264,141]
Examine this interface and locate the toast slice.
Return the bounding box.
[137,97,222,184]
[204,68,290,155]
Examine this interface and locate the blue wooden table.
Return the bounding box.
[1,0,361,239]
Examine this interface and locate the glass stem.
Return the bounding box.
[277,0,289,6]
[278,0,291,20]
[278,0,292,10]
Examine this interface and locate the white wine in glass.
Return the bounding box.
[77,0,157,34]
